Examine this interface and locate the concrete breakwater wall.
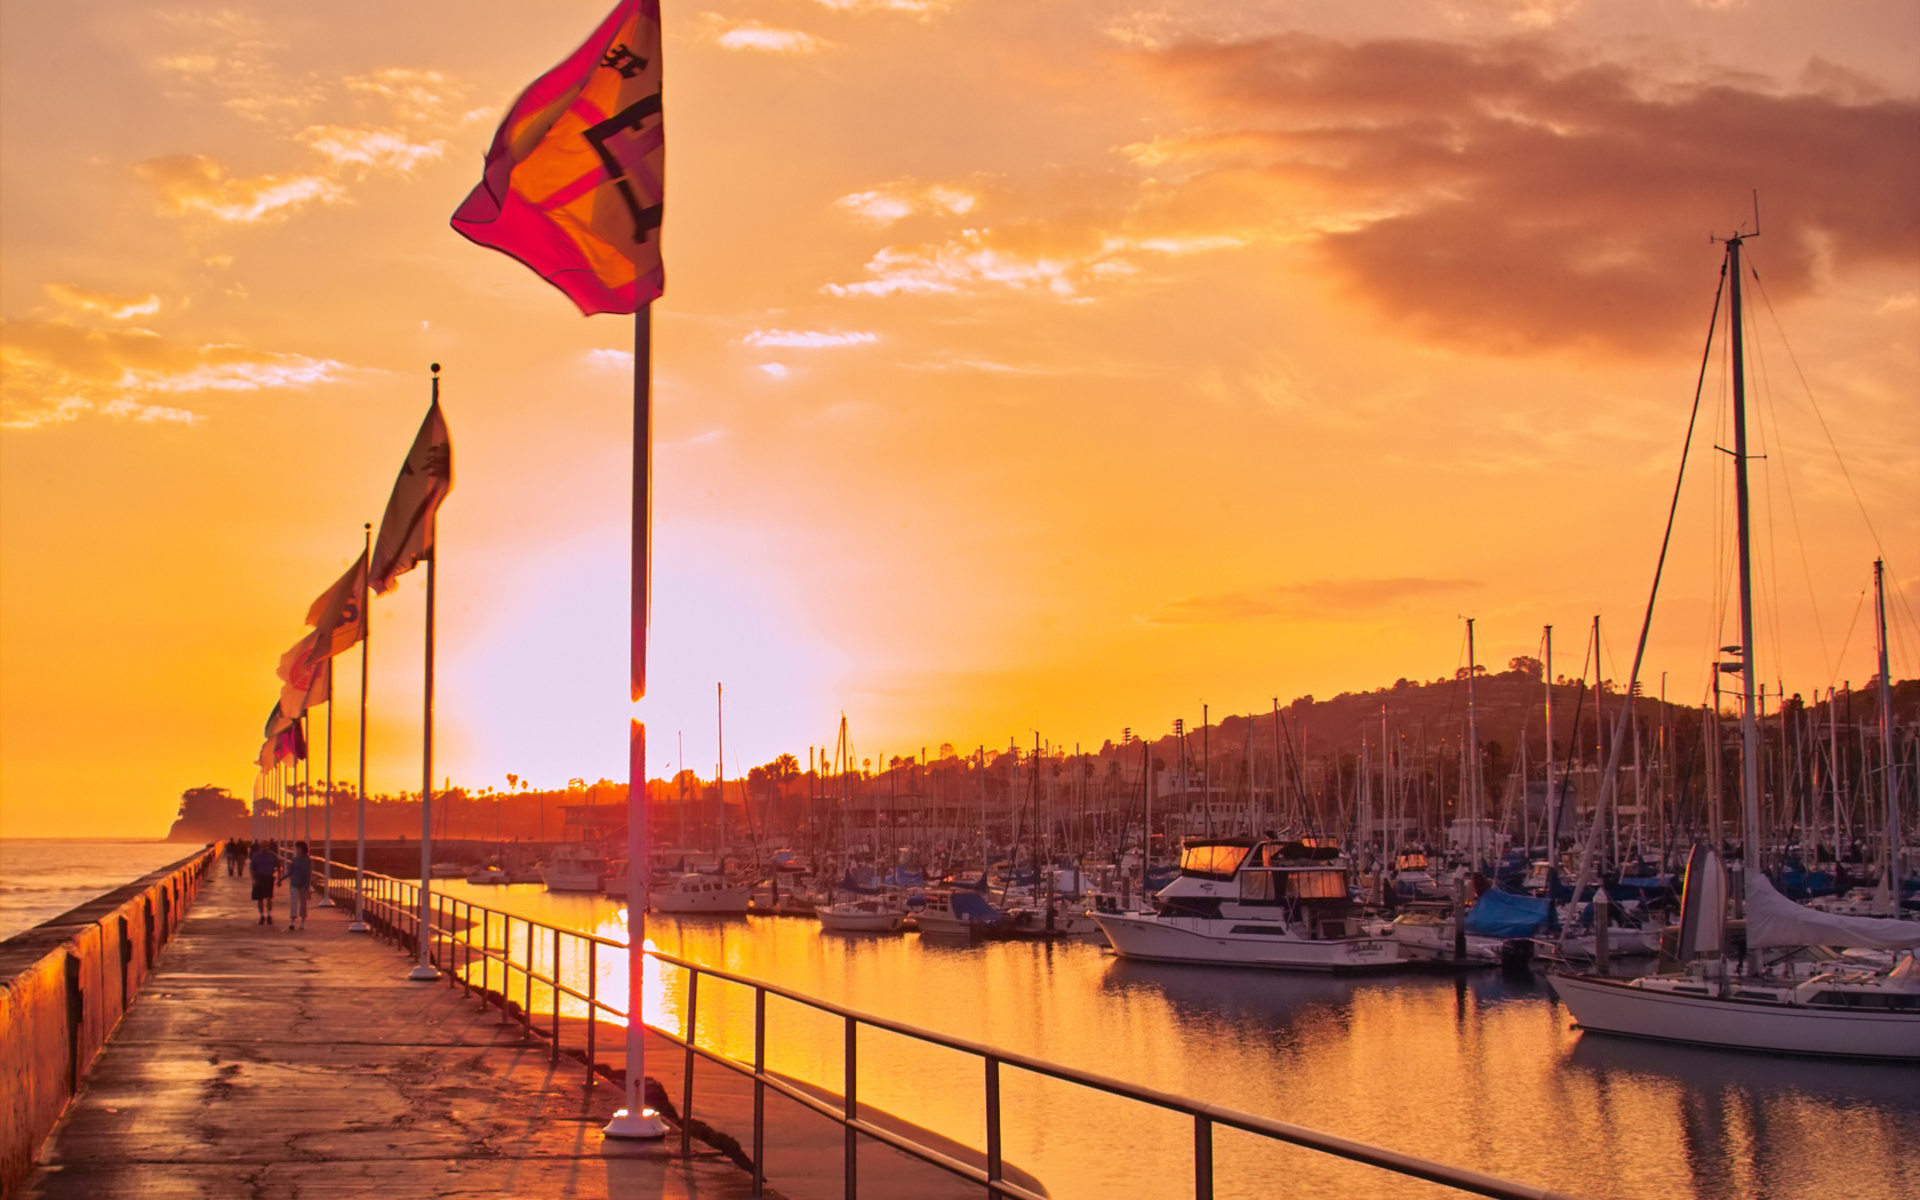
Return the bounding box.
[0,848,215,1198]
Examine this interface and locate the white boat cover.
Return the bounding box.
[1746,872,1920,950]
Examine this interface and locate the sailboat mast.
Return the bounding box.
[1874,559,1900,893]
[1728,234,1765,879]
[1543,626,1556,860]
[1466,617,1480,868]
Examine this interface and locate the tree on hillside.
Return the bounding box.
[178,785,245,826]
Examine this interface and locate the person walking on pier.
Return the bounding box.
[286,841,313,931]
[249,840,280,926]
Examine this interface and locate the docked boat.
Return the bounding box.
[1547,229,1920,1060]
[543,844,609,893]
[913,888,1011,938]
[1551,863,1920,1058]
[1385,890,1549,966]
[817,897,907,933]
[649,873,753,915]
[1089,838,1409,972]
[429,860,466,879]
[465,863,509,886]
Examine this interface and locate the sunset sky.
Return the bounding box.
[3,0,1916,839]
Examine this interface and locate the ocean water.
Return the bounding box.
[0,839,203,940]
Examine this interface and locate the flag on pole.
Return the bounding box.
[300,552,367,670]
[450,0,664,315]
[257,714,306,768]
[370,403,453,596]
[277,653,332,724]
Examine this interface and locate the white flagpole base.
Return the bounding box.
[406,964,440,981]
[346,920,370,932]
[602,1107,668,1139]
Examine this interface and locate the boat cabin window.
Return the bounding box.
[1285,871,1348,901]
[1240,871,1275,902]
[1180,844,1251,880]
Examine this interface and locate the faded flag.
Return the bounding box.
[301,551,367,670]
[277,654,331,723]
[450,0,664,315]
[370,403,453,596]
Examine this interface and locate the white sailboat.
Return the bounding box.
[1546,226,1920,1059]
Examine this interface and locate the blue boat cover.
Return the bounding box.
[948,890,1007,921]
[1462,889,1550,938]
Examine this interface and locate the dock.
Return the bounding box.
[13,864,1038,1200]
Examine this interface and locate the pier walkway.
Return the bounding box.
[22,870,761,1200]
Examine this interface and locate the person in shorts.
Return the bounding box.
[286,841,313,931]
[250,840,280,926]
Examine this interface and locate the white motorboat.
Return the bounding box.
[465,864,509,886]
[543,844,609,893]
[817,897,907,933]
[649,873,753,915]
[430,860,466,879]
[1089,838,1409,972]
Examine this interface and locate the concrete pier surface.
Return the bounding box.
[21,872,760,1200]
[22,869,1040,1200]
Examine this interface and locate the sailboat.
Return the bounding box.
[1545,225,1920,1060]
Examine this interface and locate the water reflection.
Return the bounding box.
[424,882,1920,1200]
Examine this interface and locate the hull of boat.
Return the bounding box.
[544,869,604,893]
[913,914,999,938]
[1389,925,1506,964]
[1091,912,1408,972]
[1548,972,1920,1060]
[651,886,754,915]
[818,910,905,933]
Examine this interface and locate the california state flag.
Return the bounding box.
[451,0,664,315]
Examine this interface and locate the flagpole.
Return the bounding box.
[302,712,311,846]
[320,657,336,905]
[349,523,372,934]
[605,304,665,1139]
[409,365,443,982]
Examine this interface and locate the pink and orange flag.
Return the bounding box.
[451,0,664,315]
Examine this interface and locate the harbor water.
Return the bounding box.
[418,879,1920,1200]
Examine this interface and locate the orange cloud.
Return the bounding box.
[700,15,833,54]
[296,125,446,175]
[131,154,343,223]
[43,284,161,320]
[0,317,347,430]
[1123,34,1920,355]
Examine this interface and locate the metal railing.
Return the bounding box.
[316,858,1581,1200]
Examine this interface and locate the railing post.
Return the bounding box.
[844,1015,858,1200]
[520,918,533,1032]
[682,970,699,1158]
[551,929,562,1061]
[1194,1114,1213,1200]
[587,939,598,1089]
[985,1055,1002,1199]
[753,987,766,1197]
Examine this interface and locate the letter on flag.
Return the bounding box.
[370,403,453,596]
[451,0,664,315]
